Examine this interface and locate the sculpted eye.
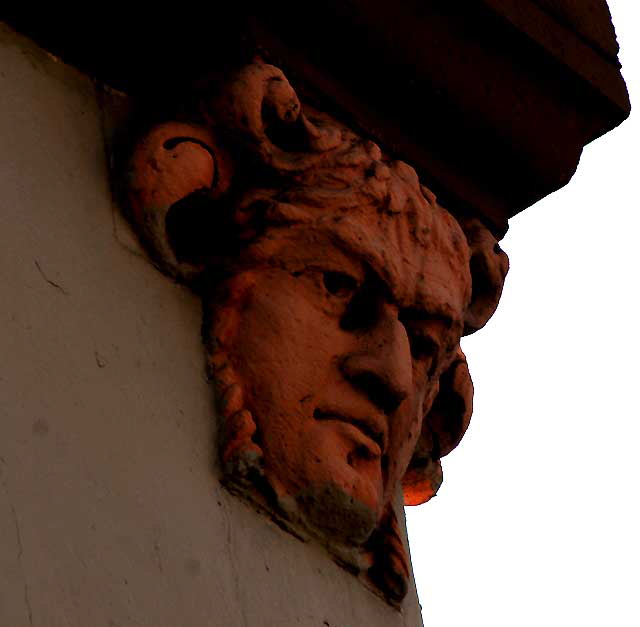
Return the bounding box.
[323,271,358,298]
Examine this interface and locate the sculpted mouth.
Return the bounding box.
[313,408,386,453]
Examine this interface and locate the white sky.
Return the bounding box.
[406,2,640,625]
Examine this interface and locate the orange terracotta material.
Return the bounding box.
[125,60,509,605]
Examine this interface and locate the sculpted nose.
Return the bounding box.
[340,304,412,414]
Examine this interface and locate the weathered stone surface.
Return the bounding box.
[0,23,424,626]
[124,60,508,604]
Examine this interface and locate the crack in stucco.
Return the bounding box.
[10,502,23,559]
[34,260,69,295]
[2,460,34,625]
[1,462,24,561]
[23,582,33,625]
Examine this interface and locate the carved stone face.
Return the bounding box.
[125,59,509,604]
[213,215,468,545]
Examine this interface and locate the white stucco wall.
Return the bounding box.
[0,22,423,627]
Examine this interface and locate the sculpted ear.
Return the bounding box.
[459,217,509,335]
[403,349,473,506]
[126,122,233,282]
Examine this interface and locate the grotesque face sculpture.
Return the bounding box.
[125,61,509,604]
[224,236,462,532]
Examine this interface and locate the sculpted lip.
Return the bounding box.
[313,408,387,454]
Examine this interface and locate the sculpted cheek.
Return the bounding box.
[122,58,513,608]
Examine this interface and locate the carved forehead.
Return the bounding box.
[341,200,470,316]
[237,165,472,322]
